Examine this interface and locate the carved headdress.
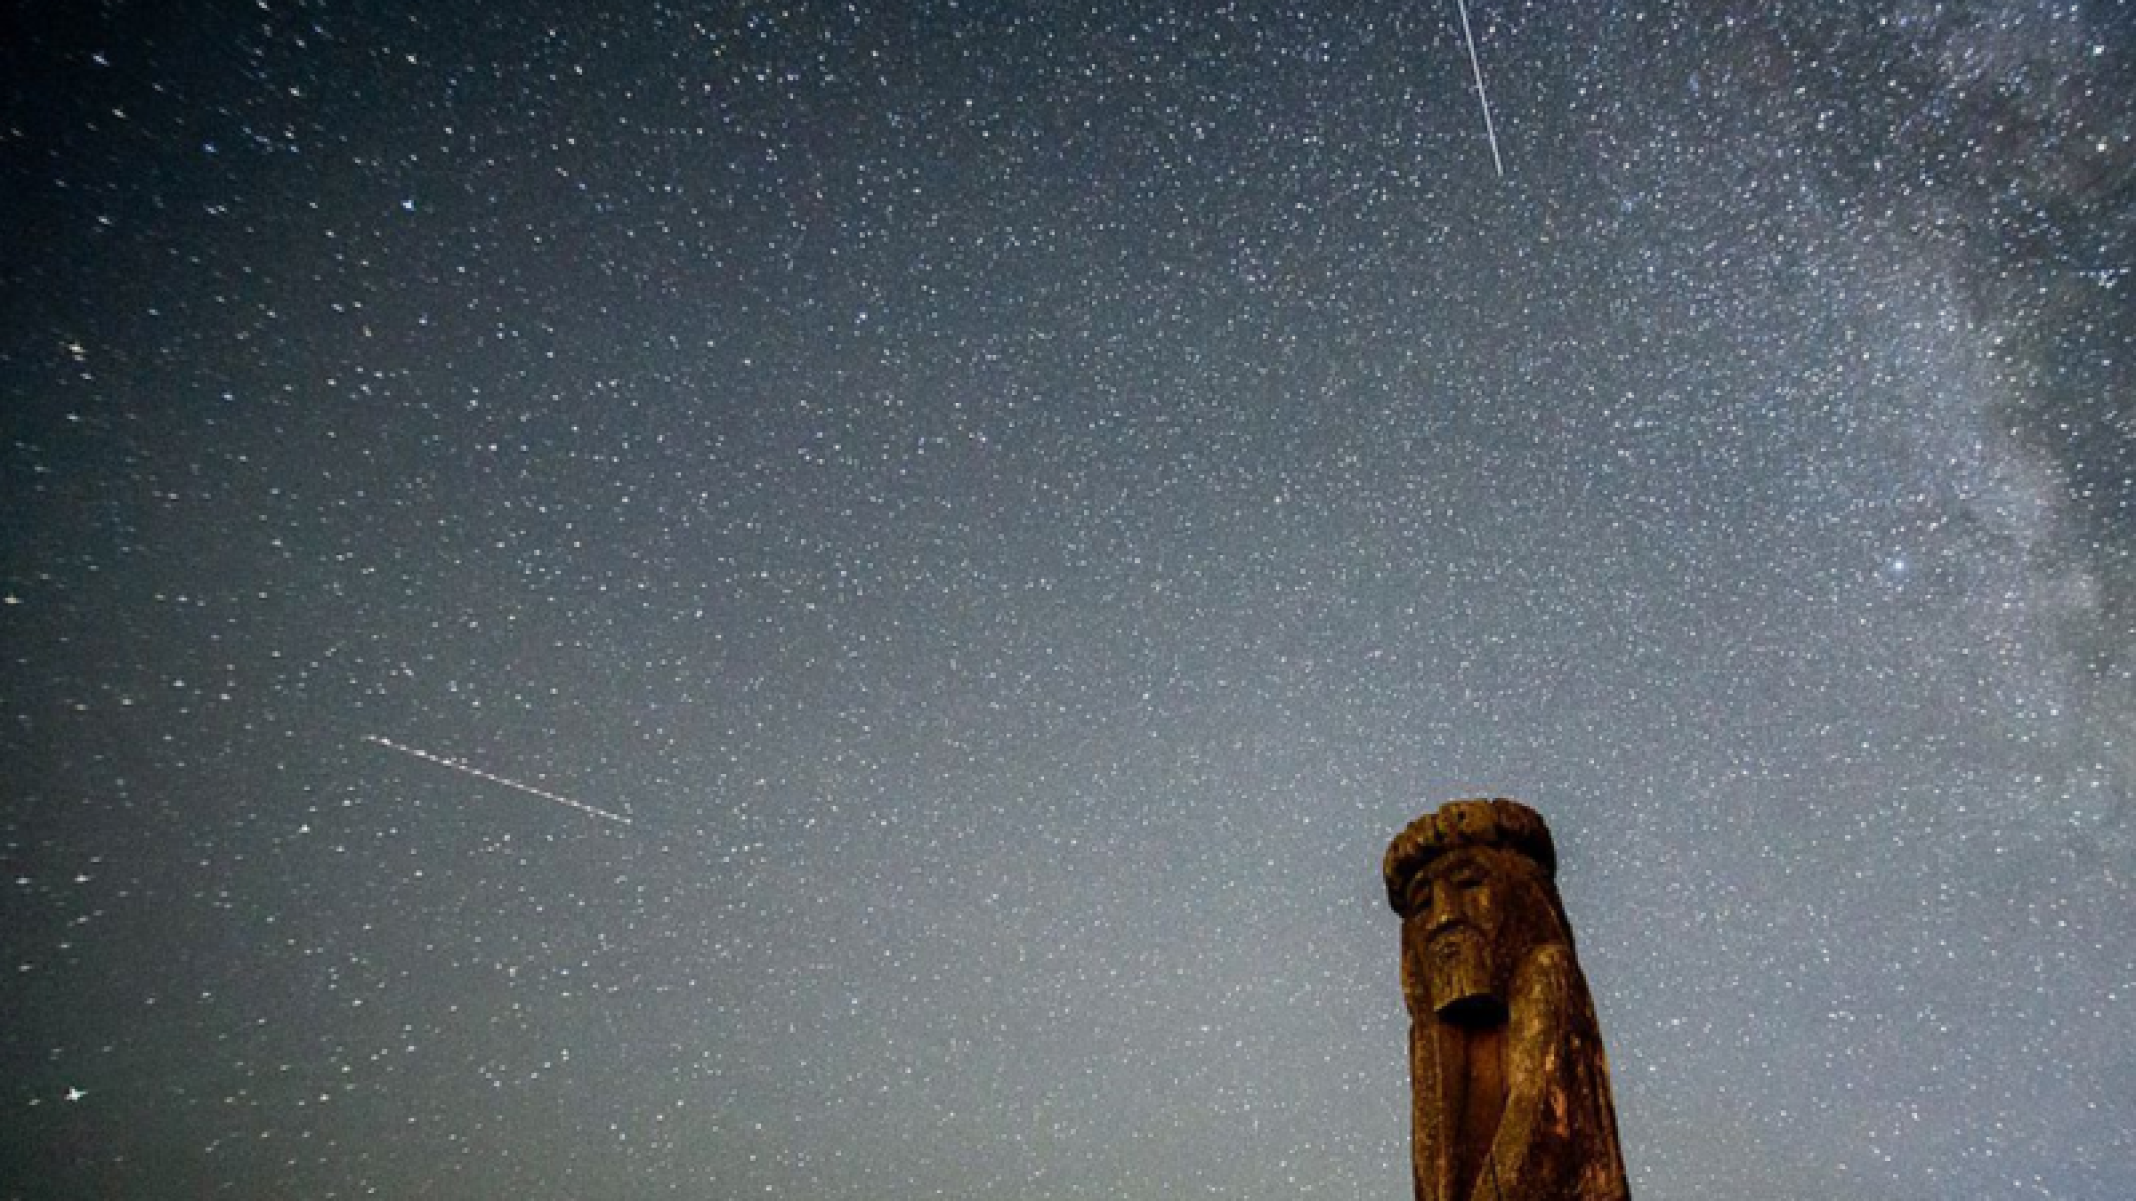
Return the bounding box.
[1383,797,1557,915]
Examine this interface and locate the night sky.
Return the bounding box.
[4,2,2133,1198]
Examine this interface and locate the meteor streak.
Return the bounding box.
[364,735,633,827]
[1453,0,1504,177]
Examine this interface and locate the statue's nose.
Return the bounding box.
[1421,887,1457,929]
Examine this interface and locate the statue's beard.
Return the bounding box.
[1425,927,1505,1025]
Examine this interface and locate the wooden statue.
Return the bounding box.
[1385,799,1630,1201]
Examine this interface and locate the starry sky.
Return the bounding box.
[3,2,2132,1198]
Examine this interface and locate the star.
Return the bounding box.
[63,1087,86,1103]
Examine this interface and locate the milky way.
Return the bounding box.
[3,3,2131,1198]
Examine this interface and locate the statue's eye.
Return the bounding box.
[1452,872,1486,890]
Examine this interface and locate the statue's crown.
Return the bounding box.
[1383,797,1558,912]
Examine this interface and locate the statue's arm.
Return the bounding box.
[1469,946,1574,1201]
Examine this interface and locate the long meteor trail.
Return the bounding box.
[364,735,633,827]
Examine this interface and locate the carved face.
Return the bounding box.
[1408,848,1509,1023]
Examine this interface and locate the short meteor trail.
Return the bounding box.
[364,735,632,827]
[1453,0,1504,177]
